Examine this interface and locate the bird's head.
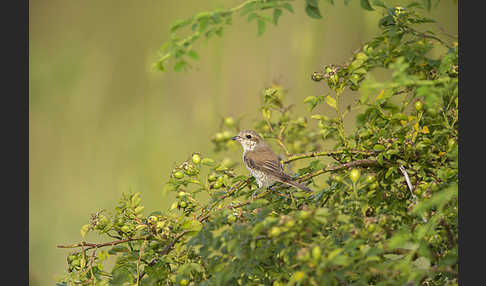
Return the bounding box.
[232,129,263,151]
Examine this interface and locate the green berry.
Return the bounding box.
[208,173,217,182]
[224,117,235,127]
[174,171,184,179]
[414,100,423,111]
[285,219,295,228]
[350,168,361,184]
[227,214,237,224]
[269,226,281,237]
[365,174,375,184]
[192,153,201,165]
[311,246,322,260]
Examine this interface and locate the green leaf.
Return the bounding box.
[359,92,369,104]
[257,19,266,36]
[360,0,374,10]
[413,257,431,270]
[305,5,322,19]
[325,95,337,110]
[306,0,319,7]
[282,3,294,13]
[174,61,187,72]
[198,16,210,32]
[371,0,386,8]
[412,185,457,215]
[248,12,258,22]
[170,17,194,33]
[187,50,199,60]
[111,266,132,285]
[373,144,385,151]
[273,8,283,25]
[423,0,431,11]
[344,0,352,6]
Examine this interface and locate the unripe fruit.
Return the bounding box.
[213,181,223,189]
[367,223,376,232]
[179,279,189,286]
[221,158,233,168]
[208,173,217,182]
[299,210,311,220]
[224,117,235,127]
[365,174,375,184]
[448,138,456,150]
[215,132,224,142]
[350,168,361,184]
[294,271,306,281]
[333,174,343,183]
[227,214,237,224]
[285,219,295,228]
[414,100,423,111]
[121,225,130,233]
[148,216,158,223]
[174,171,184,179]
[269,226,281,237]
[311,246,322,260]
[192,153,201,165]
[179,201,187,208]
[222,131,232,140]
[369,182,379,190]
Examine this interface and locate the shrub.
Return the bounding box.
[58,1,457,285]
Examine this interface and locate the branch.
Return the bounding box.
[283,150,377,164]
[297,159,385,182]
[57,237,146,251]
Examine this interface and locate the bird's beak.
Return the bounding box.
[232,136,240,141]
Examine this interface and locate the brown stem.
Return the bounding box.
[297,159,385,182]
[57,237,146,251]
[283,150,377,164]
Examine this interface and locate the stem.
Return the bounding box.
[283,150,377,164]
[57,237,146,251]
[297,159,387,182]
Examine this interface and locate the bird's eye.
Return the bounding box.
[246,135,252,139]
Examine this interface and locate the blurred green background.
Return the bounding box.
[29,1,457,285]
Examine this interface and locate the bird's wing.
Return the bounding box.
[244,148,289,179]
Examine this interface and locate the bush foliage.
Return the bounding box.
[58,1,457,285]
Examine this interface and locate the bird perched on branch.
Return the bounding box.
[232,129,312,197]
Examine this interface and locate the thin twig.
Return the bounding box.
[57,237,146,251]
[135,239,147,285]
[283,150,377,164]
[297,159,383,182]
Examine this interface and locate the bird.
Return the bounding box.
[232,129,312,197]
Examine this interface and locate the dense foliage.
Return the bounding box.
[58,1,457,285]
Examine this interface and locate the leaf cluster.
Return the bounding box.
[58,2,457,286]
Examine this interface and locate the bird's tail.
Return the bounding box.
[282,179,313,192]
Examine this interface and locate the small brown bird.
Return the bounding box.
[232,129,312,197]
